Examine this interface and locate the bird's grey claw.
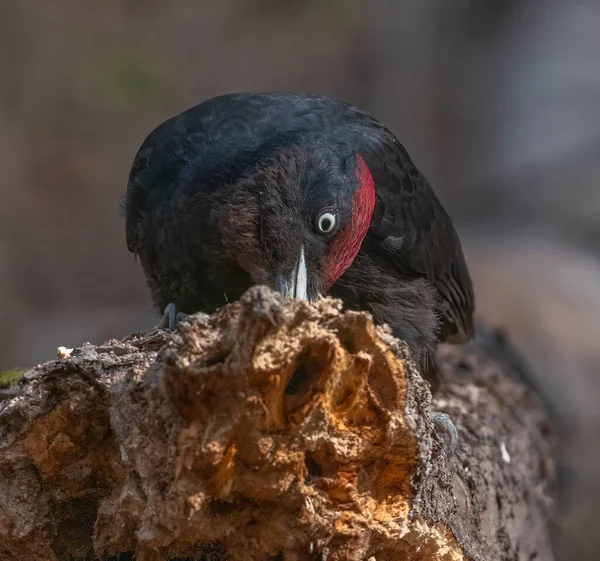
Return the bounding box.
[431,411,459,456]
[157,303,189,330]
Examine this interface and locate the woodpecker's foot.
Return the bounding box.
[156,303,189,330]
[431,411,459,456]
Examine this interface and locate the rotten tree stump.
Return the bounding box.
[0,287,555,561]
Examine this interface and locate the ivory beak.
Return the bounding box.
[276,245,309,300]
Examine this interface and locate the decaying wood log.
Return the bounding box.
[0,286,555,561]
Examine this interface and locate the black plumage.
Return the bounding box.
[124,92,474,370]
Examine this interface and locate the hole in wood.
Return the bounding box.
[304,451,323,480]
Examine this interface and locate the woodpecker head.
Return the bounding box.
[217,136,376,302]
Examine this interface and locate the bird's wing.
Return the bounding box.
[341,116,475,343]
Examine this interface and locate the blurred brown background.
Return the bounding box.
[1,0,599,558]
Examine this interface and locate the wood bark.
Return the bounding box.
[0,287,555,561]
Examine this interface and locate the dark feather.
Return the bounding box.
[124,92,474,359]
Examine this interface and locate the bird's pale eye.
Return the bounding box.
[316,211,338,235]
